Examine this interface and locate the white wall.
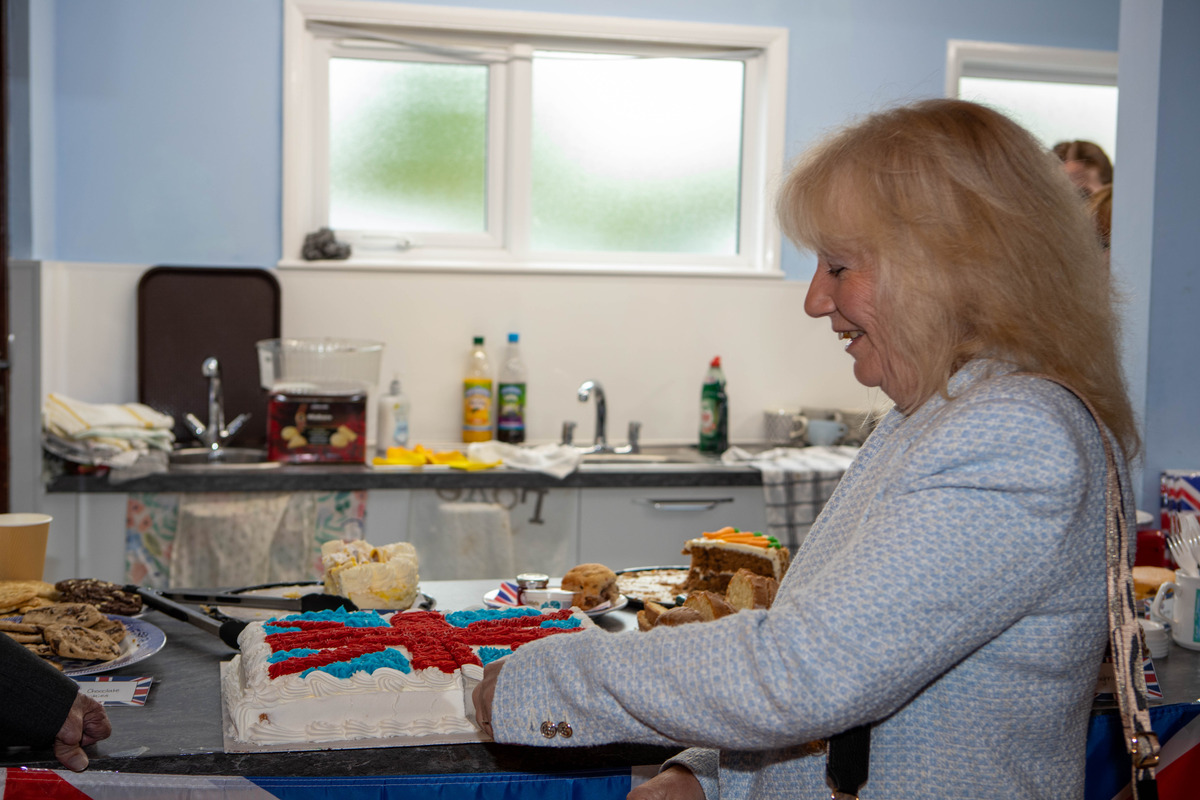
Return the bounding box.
[29,261,881,452]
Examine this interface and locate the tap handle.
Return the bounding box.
[224,413,251,440]
[561,421,576,446]
[627,421,642,453]
[184,413,206,437]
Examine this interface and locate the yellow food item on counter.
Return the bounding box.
[372,444,500,471]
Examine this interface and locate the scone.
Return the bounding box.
[561,563,619,611]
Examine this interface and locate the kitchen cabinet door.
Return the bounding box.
[578,485,767,570]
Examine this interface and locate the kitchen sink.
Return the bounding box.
[579,447,713,465]
[168,447,281,470]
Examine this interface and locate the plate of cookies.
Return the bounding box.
[1,601,165,677]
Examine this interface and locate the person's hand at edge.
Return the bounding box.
[54,693,112,772]
[628,765,705,800]
[472,659,504,740]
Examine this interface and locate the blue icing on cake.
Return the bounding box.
[268,647,320,663]
[265,609,389,634]
[300,647,412,679]
[477,646,512,666]
[539,618,582,629]
[444,607,542,627]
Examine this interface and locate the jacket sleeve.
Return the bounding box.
[0,633,80,746]
[489,389,1102,750]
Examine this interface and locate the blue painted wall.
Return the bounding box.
[11,0,1120,277]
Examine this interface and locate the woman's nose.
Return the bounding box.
[804,270,834,318]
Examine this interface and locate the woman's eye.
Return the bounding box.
[826,264,846,277]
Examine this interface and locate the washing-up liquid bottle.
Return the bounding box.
[699,356,729,453]
[463,336,494,442]
[497,332,527,444]
[376,374,410,454]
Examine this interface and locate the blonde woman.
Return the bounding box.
[475,99,1137,799]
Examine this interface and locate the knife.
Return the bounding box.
[131,586,248,650]
[150,588,358,613]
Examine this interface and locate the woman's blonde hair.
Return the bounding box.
[778,99,1139,458]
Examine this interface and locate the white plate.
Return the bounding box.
[215,583,435,621]
[482,589,628,618]
[3,614,167,677]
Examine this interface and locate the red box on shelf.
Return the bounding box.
[266,390,367,464]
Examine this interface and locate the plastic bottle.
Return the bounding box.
[699,356,729,453]
[376,374,410,454]
[496,332,528,444]
[463,336,494,442]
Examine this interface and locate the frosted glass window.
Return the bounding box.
[959,77,1118,163]
[530,53,744,254]
[329,58,488,233]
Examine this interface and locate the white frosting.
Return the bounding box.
[224,618,475,745]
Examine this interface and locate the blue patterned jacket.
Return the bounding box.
[492,360,1127,799]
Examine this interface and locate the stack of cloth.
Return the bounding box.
[43,393,175,481]
[722,445,859,549]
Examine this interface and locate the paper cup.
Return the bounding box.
[0,513,52,581]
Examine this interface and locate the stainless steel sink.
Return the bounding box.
[579,447,712,465]
[168,447,281,470]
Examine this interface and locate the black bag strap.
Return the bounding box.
[823,374,1159,799]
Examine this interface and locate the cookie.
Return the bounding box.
[42,624,121,661]
[22,602,106,629]
[90,616,127,644]
[2,630,43,644]
[23,642,55,658]
[56,578,143,615]
[0,583,38,614]
[0,620,41,634]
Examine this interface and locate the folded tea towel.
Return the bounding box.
[44,393,174,451]
[466,442,581,479]
[722,445,858,549]
[415,502,515,581]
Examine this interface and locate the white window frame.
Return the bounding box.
[946,39,1118,96]
[281,0,788,277]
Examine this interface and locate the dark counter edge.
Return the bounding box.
[4,741,685,778]
[47,464,766,493]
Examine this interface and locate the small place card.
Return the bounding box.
[72,676,154,706]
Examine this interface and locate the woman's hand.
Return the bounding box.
[472,659,504,740]
[54,692,112,772]
[628,765,706,800]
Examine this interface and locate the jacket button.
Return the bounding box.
[540,721,558,738]
[557,721,573,738]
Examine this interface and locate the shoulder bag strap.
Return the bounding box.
[1032,375,1159,797]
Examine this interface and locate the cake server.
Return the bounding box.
[131,586,247,650]
[149,588,358,613]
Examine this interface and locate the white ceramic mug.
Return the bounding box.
[805,419,848,447]
[1150,571,1200,650]
[763,409,806,445]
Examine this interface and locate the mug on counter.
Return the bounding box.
[805,419,848,447]
[1150,570,1200,651]
[763,409,806,446]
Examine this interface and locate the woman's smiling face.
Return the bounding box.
[804,252,921,412]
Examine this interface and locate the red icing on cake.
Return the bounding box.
[265,609,583,679]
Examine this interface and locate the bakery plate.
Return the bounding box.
[213,582,435,622]
[0,614,168,677]
[481,589,628,618]
[614,566,691,609]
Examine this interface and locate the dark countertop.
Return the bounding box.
[46,461,766,494]
[0,580,681,776]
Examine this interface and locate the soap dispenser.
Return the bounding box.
[376,374,410,454]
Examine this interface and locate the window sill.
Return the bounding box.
[276,257,785,279]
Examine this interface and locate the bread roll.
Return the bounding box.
[561,563,619,610]
[654,606,703,626]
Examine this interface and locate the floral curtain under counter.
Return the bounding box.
[125,491,367,589]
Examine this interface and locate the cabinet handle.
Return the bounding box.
[638,498,734,512]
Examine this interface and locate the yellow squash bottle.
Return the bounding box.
[463,336,494,442]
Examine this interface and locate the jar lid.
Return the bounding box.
[516,573,549,589]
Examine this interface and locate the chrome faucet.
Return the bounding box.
[184,356,250,452]
[577,380,607,450]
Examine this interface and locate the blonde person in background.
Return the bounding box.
[1053,139,1113,197]
[474,99,1138,799]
